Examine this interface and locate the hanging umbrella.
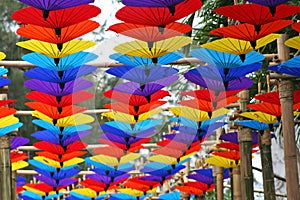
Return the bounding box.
[247,102,283,118]
[26,102,86,119]
[17,40,96,65]
[18,0,94,20]
[26,91,95,107]
[153,145,201,158]
[108,22,191,46]
[79,179,115,193]
[214,4,300,30]
[98,137,150,152]
[169,106,229,121]
[0,116,20,128]
[24,78,93,96]
[235,120,270,131]
[284,36,300,50]
[0,68,8,76]
[148,154,194,165]
[121,0,187,12]
[190,48,264,69]
[182,181,214,192]
[32,112,94,127]
[85,158,134,174]
[33,175,77,189]
[178,96,239,113]
[184,75,253,92]
[102,109,162,124]
[33,141,86,155]
[12,5,100,31]
[106,65,178,84]
[69,188,103,200]
[109,52,183,66]
[11,152,28,164]
[17,20,99,50]
[159,191,180,200]
[240,111,279,124]
[36,151,86,163]
[104,89,170,106]
[292,22,300,32]
[0,52,5,60]
[113,36,192,58]
[111,76,178,96]
[181,89,242,102]
[11,136,29,150]
[141,164,186,176]
[19,190,63,200]
[90,153,140,166]
[201,34,280,61]
[104,101,166,116]
[116,0,202,27]
[205,155,240,168]
[22,51,98,71]
[212,151,240,161]
[175,185,204,196]
[33,156,84,169]
[185,63,262,82]
[0,107,17,118]
[268,64,300,77]
[0,77,11,87]
[210,20,293,48]
[219,131,259,145]
[247,0,290,12]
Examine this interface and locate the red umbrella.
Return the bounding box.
[116,0,202,28]
[213,150,240,161]
[12,5,101,36]
[104,101,166,116]
[214,4,300,33]
[79,179,108,192]
[181,89,241,102]
[17,20,99,50]
[0,107,17,118]
[92,146,126,158]
[23,183,53,193]
[36,151,86,162]
[292,22,300,32]
[11,152,28,163]
[178,96,240,112]
[26,91,95,107]
[175,185,204,196]
[0,100,16,107]
[216,142,240,151]
[153,145,201,158]
[34,141,87,155]
[108,22,192,44]
[104,90,170,106]
[157,139,200,150]
[210,20,293,48]
[25,102,86,120]
[184,181,214,191]
[247,102,282,117]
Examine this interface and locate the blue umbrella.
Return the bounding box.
[0,68,8,76]
[110,193,150,200]
[106,65,178,84]
[268,65,300,77]
[91,167,134,177]
[0,77,11,87]
[29,159,79,172]
[0,122,23,137]
[141,164,185,177]
[190,48,264,68]
[159,191,180,200]
[85,158,133,173]
[24,65,97,83]
[109,52,183,66]
[235,120,270,131]
[22,52,97,71]
[33,120,92,135]
[35,168,80,180]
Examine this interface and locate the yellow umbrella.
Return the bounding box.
[90,153,140,166]
[148,153,196,165]
[16,39,96,58]
[114,36,192,58]
[34,156,84,168]
[0,52,6,60]
[285,36,300,50]
[205,155,240,168]
[118,188,156,196]
[102,109,162,124]
[240,111,278,124]
[0,115,19,128]
[70,188,104,198]
[169,106,229,121]
[202,34,280,55]
[12,160,28,171]
[32,111,94,126]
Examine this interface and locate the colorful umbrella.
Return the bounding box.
[268,64,300,77]
[247,102,282,117]
[219,131,259,145]
[284,36,300,50]
[113,36,192,58]
[116,0,202,27]
[292,22,300,32]
[175,185,204,196]
[106,65,178,84]
[22,51,98,71]
[205,155,240,168]
[17,20,99,50]
[240,111,278,124]
[90,153,140,166]
[190,48,264,69]
[159,191,180,200]
[109,52,183,66]
[210,20,292,48]
[108,22,191,45]
[181,89,242,102]
[234,120,270,131]
[104,90,170,106]
[253,91,300,106]
[247,0,290,8]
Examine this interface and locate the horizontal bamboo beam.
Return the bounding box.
[0,54,277,69]
[15,109,110,115]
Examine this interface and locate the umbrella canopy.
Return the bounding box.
[214,4,300,28]
[12,5,100,29]
[201,34,280,59]
[0,122,22,137]
[113,36,192,58]
[247,102,283,117]
[104,89,170,106]
[22,51,98,71]
[253,91,300,106]
[292,22,300,32]
[11,136,30,150]
[34,141,86,155]
[210,20,292,48]
[205,155,240,168]
[122,0,186,8]
[111,76,178,96]
[108,22,191,43]
[26,91,95,107]
[284,36,300,50]
[110,52,183,66]
[235,120,270,131]
[190,48,264,69]
[219,131,259,145]
[69,188,102,199]
[0,52,6,60]
[247,0,289,7]
[181,89,242,102]
[90,153,140,166]
[24,65,97,83]
[175,185,204,196]
[159,191,180,200]
[116,0,202,27]
[0,116,20,128]
[240,111,279,124]
[17,20,99,50]
[185,63,261,82]
[24,78,93,96]
[106,65,178,84]
[268,64,300,77]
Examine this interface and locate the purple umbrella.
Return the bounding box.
[184,74,253,92]
[86,173,130,185]
[247,0,288,7]
[112,76,178,96]
[11,136,30,150]
[187,173,214,185]
[24,78,93,96]
[100,133,148,145]
[33,175,77,188]
[219,132,259,145]
[162,133,198,144]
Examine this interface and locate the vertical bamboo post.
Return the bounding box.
[238,90,254,200]
[232,167,241,199]
[277,34,300,200]
[258,129,276,200]
[215,128,224,200]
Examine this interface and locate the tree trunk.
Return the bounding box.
[232,166,242,200]
[216,166,224,200]
[277,33,300,200]
[0,134,12,200]
[259,129,276,200]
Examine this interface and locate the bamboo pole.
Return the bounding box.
[0,135,12,200]
[238,90,254,200]
[277,34,300,200]
[215,128,224,200]
[232,167,241,199]
[258,129,276,200]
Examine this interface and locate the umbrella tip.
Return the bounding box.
[42,10,49,21]
[250,40,257,50]
[158,25,165,34]
[269,6,277,17]
[54,58,60,66]
[57,43,63,52]
[54,28,62,37]
[254,25,261,34]
[168,6,176,16]
[239,54,246,62]
[151,57,158,64]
